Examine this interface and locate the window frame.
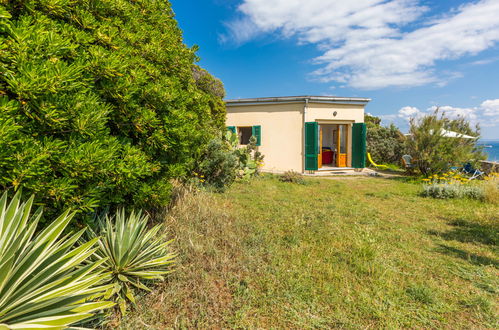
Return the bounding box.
[237,126,253,145]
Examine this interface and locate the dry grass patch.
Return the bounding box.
[121,186,257,328]
[483,175,499,204]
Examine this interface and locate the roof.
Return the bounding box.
[225,95,371,106]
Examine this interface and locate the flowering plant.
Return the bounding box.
[421,171,468,185]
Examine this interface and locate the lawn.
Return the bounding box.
[122,175,498,328]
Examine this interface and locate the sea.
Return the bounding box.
[479,140,499,162]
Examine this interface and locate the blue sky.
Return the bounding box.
[170,0,499,139]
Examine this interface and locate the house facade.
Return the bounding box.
[226,96,370,173]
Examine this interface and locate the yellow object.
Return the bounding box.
[367,153,388,169]
[338,154,347,167]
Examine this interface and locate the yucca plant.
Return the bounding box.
[0,191,114,329]
[89,210,176,314]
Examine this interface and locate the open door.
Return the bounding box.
[352,123,367,168]
[333,125,347,167]
[318,125,323,168]
[337,125,347,167]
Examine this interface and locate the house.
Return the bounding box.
[226,96,370,173]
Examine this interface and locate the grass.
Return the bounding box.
[122,175,498,328]
[371,163,406,172]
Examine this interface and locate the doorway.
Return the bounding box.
[318,124,349,168]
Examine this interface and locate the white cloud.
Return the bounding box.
[470,56,499,66]
[398,106,421,119]
[384,99,499,134]
[223,0,499,89]
[481,99,499,117]
[379,106,422,125]
[428,105,478,122]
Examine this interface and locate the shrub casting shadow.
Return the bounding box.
[428,218,498,246]
[435,244,498,268]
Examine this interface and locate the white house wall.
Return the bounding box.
[226,103,304,173]
[226,101,366,173]
[305,103,365,123]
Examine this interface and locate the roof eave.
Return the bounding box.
[225,95,371,106]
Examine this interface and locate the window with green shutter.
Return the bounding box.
[305,122,319,171]
[352,123,367,168]
[252,125,261,146]
[227,126,236,134]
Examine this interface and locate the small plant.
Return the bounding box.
[196,137,238,192]
[279,170,306,184]
[420,170,491,200]
[196,132,264,191]
[88,209,176,314]
[420,171,469,185]
[0,191,114,328]
[229,134,264,179]
[462,185,486,200]
[422,183,484,200]
[483,173,499,204]
[406,285,436,304]
[422,183,460,199]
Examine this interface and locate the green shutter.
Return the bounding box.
[305,122,318,171]
[227,126,236,134]
[352,123,367,168]
[252,125,261,146]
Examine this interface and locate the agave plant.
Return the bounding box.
[89,209,175,314]
[0,191,114,329]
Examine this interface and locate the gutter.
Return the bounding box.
[226,100,369,107]
[226,95,371,106]
[302,97,309,173]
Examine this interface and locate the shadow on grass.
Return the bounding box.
[435,244,498,268]
[428,218,498,246]
[384,175,419,183]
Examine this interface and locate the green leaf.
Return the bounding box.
[85,209,175,315]
[0,192,112,328]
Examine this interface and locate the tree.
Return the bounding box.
[0,0,226,221]
[405,109,485,176]
[365,114,406,165]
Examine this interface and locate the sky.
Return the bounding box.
[169,0,499,139]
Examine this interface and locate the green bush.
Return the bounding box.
[0,1,225,221]
[422,183,484,200]
[406,110,485,176]
[0,191,114,328]
[229,133,264,180]
[365,114,406,165]
[87,209,176,315]
[196,137,239,192]
[195,132,264,192]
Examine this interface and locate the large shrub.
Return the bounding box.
[365,114,406,165]
[406,110,485,176]
[0,1,225,221]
